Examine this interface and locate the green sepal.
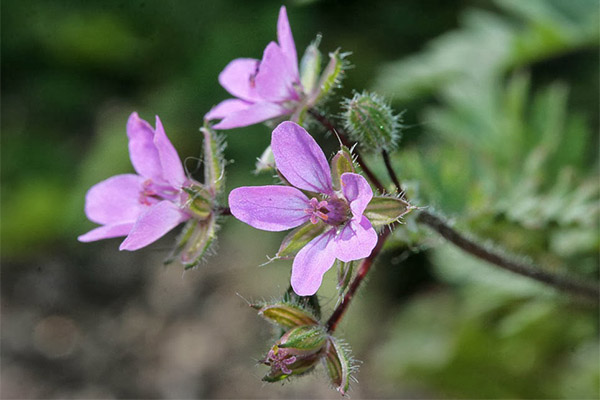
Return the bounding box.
[255,145,275,173]
[336,260,356,297]
[277,221,328,259]
[183,185,213,219]
[324,336,353,396]
[256,302,319,329]
[277,325,327,351]
[331,147,355,191]
[165,217,217,269]
[200,125,225,195]
[364,196,412,226]
[306,49,349,107]
[283,286,322,321]
[300,35,322,95]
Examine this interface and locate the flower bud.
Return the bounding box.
[342,91,401,152]
[262,325,328,382]
[254,301,319,329]
[300,35,322,95]
[364,195,413,226]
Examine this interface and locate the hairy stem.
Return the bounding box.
[381,149,404,196]
[309,109,386,193]
[417,210,600,300]
[326,225,395,333]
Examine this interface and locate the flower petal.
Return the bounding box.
[341,173,373,217]
[291,230,337,296]
[271,121,333,195]
[84,174,148,225]
[277,6,299,80]
[334,216,378,262]
[212,102,288,130]
[255,42,299,102]
[205,98,252,121]
[153,116,186,188]
[119,201,188,251]
[218,58,262,102]
[127,112,162,181]
[78,222,134,242]
[229,185,310,231]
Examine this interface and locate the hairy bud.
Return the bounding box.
[342,91,401,152]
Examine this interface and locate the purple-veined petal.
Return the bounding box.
[218,58,262,102]
[341,172,373,218]
[272,121,333,195]
[153,116,186,188]
[119,200,188,251]
[334,216,378,262]
[212,101,289,130]
[291,230,337,295]
[205,98,253,121]
[255,42,299,102]
[84,174,148,225]
[78,222,134,242]
[229,185,310,231]
[127,112,162,181]
[277,6,299,80]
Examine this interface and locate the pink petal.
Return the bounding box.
[218,58,262,102]
[271,122,333,195]
[255,42,299,102]
[291,230,337,295]
[127,112,162,181]
[277,6,299,80]
[153,116,186,188]
[119,201,188,251]
[84,174,148,225]
[205,98,252,121]
[78,222,134,242]
[212,102,288,130]
[341,173,373,217]
[334,216,378,262]
[229,185,310,231]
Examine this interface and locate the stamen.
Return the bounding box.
[305,197,330,224]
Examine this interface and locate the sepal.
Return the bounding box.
[254,301,320,329]
[324,336,355,396]
[277,221,328,259]
[364,195,412,226]
[331,147,355,191]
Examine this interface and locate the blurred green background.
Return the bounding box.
[2,0,598,398]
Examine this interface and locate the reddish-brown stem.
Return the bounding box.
[381,149,404,196]
[308,109,386,194]
[326,225,395,333]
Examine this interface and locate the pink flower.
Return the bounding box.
[205,6,302,130]
[229,122,378,295]
[78,112,191,251]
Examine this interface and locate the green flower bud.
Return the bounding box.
[262,325,328,382]
[342,91,401,152]
[254,301,319,329]
[300,35,322,95]
[364,195,413,226]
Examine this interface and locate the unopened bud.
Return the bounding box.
[300,35,322,95]
[262,325,328,382]
[342,91,401,152]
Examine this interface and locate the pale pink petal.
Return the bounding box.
[291,230,337,296]
[229,185,310,231]
[255,42,299,102]
[205,98,252,121]
[153,116,186,188]
[78,222,134,242]
[271,121,333,195]
[277,6,299,80]
[119,201,188,251]
[127,112,162,181]
[84,174,148,225]
[212,102,288,130]
[341,173,373,217]
[334,216,378,262]
[218,58,262,102]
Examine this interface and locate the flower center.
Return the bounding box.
[305,197,350,226]
[139,179,180,206]
[265,346,296,375]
